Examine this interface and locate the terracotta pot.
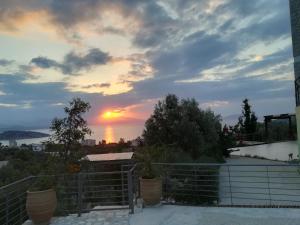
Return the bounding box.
[26,189,57,225]
[140,177,162,205]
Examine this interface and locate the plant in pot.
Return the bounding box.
[138,147,162,206]
[26,176,57,225]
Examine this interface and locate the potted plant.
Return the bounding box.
[138,147,162,206]
[26,176,57,225]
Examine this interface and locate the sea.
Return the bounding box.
[0,124,144,146]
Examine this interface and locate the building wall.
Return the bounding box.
[290,0,300,155]
[290,0,300,79]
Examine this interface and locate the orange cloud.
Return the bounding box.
[0,9,56,35]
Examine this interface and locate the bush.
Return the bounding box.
[29,176,56,192]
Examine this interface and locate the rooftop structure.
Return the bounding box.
[81,139,96,146]
[83,152,134,162]
[264,114,296,139]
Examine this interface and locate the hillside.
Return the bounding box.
[0,130,49,140]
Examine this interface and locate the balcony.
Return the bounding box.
[1,163,300,225]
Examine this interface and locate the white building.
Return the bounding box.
[9,139,17,147]
[31,144,45,152]
[81,139,96,146]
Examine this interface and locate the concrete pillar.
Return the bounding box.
[289,0,300,156]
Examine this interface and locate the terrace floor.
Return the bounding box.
[219,156,300,205]
[24,205,300,225]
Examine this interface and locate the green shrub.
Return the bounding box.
[28,176,56,192]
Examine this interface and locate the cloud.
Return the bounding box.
[0,72,146,126]
[128,69,294,114]
[30,57,60,69]
[200,101,230,109]
[0,59,14,66]
[0,103,18,108]
[0,0,296,127]
[51,102,65,106]
[149,31,237,80]
[132,1,177,48]
[31,48,111,74]
[82,83,111,89]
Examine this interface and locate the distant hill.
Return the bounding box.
[0,130,50,140]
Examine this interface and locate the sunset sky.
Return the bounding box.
[0,0,295,128]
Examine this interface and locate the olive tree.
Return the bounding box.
[143,94,222,160]
[50,98,91,161]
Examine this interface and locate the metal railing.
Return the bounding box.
[152,163,300,207]
[2,162,300,224]
[0,165,136,224]
[57,170,133,215]
[0,176,35,225]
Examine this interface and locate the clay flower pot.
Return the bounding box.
[140,177,162,205]
[26,189,57,225]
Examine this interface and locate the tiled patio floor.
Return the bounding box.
[24,205,300,225]
[24,209,129,225]
[131,205,300,225]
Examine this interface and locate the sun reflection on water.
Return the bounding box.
[104,126,115,143]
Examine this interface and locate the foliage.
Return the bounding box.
[234,98,297,142]
[29,176,56,192]
[0,149,47,186]
[135,146,162,179]
[166,165,219,205]
[49,98,91,162]
[219,125,236,157]
[143,94,222,160]
[263,119,297,142]
[238,99,257,134]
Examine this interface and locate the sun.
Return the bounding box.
[101,110,122,120]
[104,111,112,118]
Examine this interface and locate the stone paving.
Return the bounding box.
[130,205,300,225]
[24,205,300,225]
[24,209,129,225]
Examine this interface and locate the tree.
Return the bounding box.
[219,125,236,157]
[118,138,125,145]
[239,99,257,134]
[50,98,91,161]
[143,94,222,160]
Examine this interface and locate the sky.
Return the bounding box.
[0,0,296,129]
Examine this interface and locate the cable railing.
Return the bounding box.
[0,165,136,225]
[0,176,35,225]
[2,162,300,224]
[152,163,300,207]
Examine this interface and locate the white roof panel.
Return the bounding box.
[85,152,134,161]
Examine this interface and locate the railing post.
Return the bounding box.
[227,165,233,205]
[193,166,197,192]
[266,166,272,205]
[164,165,168,201]
[127,170,134,214]
[5,196,9,225]
[121,165,125,205]
[19,196,22,224]
[77,173,83,217]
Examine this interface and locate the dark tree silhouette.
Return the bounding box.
[143,94,222,159]
[50,98,91,161]
[238,98,257,134]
